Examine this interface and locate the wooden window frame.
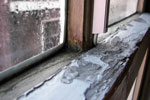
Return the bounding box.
[67,0,110,51]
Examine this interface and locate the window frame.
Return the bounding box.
[0,0,67,82]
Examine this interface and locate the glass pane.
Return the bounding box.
[109,0,138,25]
[0,0,65,72]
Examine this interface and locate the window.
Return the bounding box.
[0,0,66,73]
[109,0,139,25]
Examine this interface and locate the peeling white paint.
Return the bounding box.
[17,71,90,100]
[83,55,109,68]
[16,14,150,100]
[69,60,79,67]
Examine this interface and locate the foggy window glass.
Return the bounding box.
[0,0,65,72]
[109,0,138,25]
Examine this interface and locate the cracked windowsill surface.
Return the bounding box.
[15,13,150,100]
[0,49,81,100]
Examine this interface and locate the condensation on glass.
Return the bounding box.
[109,0,138,25]
[0,0,65,72]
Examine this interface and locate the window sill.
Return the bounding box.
[1,13,150,100]
[13,14,150,100]
[0,48,81,100]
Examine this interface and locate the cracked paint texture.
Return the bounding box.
[16,14,150,100]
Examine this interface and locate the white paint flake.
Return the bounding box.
[17,71,90,100]
[83,55,109,69]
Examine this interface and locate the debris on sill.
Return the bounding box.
[16,13,150,100]
[98,14,140,43]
